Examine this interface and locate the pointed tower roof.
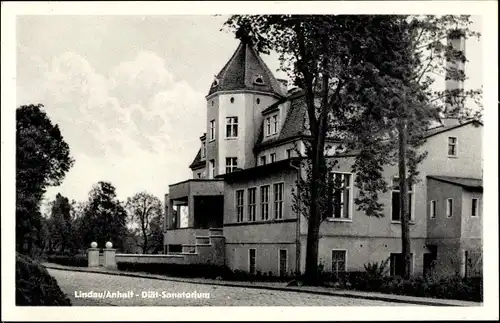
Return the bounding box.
[207,37,285,98]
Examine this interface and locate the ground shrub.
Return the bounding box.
[16,253,71,306]
[46,254,88,267]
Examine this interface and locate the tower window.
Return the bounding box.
[256,98,261,104]
[226,117,238,138]
[254,75,264,85]
[230,97,235,104]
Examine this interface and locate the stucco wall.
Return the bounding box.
[302,236,430,275]
[223,168,297,226]
[427,178,463,239]
[420,123,483,178]
[225,243,296,276]
[210,92,279,174]
[302,157,428,239]
[461,190,482,239]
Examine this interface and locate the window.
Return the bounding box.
[201,141,206,158]
[270,153,276,163]
[430,200,437,219]
[226,117,238,138]
[272,115,278,134]
[230,97,235,103]
[209,120,216,141]
[260,186,270,220]
[249,249,256,274]
[209,160,215,179]
[236,190,244,222]
[274,183,284,219]
[391,177,414,222]
[256,98,261,104]
[259,155,267,166]
[390,253,414,276]
[225,157,237,174]
[254,74,264,85]
[279,249,287,277]
[448,137,457,157]
[197,173,202,178]
[331,173,352,220]
[331,250,347,279]
[248,188,256,221]
[286,149,293,159]
[446,198,453,217]
[471,198,478,217]
[265,114,279,136]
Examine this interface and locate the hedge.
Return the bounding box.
[116,262,294,282]
[16,253,71,306]
[46,254,88,267]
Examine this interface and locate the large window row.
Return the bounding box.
[235,183,285,222]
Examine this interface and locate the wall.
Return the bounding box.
[301,156,428,239]
[419,123,483,178]
[223,167,299,274]
[206,96,220,177]
[303,236,430,275]
[226,243,296,276]
[211,92,278,175]
[257,140,304,166]
[164,228,209,245]
[461,190,483,240]
[426,178,463,239]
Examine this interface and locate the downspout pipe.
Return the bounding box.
[290,159,301,275]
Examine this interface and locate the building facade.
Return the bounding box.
[164,36,483,279]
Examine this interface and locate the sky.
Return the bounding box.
[16,14,482,205]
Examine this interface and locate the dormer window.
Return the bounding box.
[253,74,265,85]
[212,78,219,88]
[265,114,279,137]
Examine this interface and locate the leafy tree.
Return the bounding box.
[80,181,128,250]
[224,15,481,281]
[125,192,164,254]
[224,15,410,284]
[16,104,74,254]
[48,193,73,254]
[340,16,481,278]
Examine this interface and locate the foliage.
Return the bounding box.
[45,193,73,254]
[16,253,71,306]
[364,258,390,280]
[16,104,74,254]
[46,254,88,267]
[125,192,164,254]
[224,15,482,281]
[79,181,128,250]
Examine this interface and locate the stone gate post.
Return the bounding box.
[87,242,100,267]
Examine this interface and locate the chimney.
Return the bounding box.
[445,29,466,115]
[277,78,288,94]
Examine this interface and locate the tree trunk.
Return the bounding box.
[398,119,412,279]
[304,148,321,285]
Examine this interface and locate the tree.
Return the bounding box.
[224,15,410,284]
[46,193,73,254]
[80,181,128,250]
[125,192,164,254]
[16,104,74,254]
[224,15,482,281]
[340,16,481,278]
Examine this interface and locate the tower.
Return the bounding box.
[202,35,285,178]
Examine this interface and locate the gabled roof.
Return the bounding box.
[423,120,483,139]
[427,175,483,190]
[207,39,285,98]
[189,149,205,170]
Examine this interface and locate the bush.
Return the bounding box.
[47,254,88,267]
[16,253,71,306]
[116,262,293,282]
